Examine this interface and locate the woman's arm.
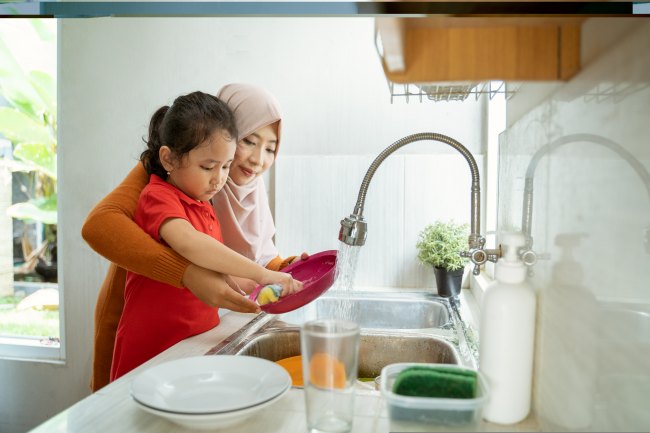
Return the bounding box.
[161,218,303,295]
[82,163,259,312]
[81,162,190,287]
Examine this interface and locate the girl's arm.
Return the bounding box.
[160,218,303,295]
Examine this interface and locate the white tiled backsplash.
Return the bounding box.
[274,154,484,289]
[499,19,650,432]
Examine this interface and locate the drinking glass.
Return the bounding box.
[301,319,360,433]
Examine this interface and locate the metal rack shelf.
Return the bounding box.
[387,80,521,103]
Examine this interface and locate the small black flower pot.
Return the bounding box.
[433,266,464,298]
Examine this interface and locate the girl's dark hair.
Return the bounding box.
[141,91,238,178]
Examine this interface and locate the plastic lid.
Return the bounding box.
[495,232,527,284]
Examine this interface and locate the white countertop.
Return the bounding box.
[26,311,390,433]
[27,291,539,433]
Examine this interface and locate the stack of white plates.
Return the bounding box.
[130,355,291,430]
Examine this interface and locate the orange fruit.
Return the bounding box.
[308,352,347,389]
[275,353,347,389]
[275,355,304,387]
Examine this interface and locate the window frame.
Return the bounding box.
[0,19,62,363]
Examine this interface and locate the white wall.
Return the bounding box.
[275,154,485,289]
[1,18,483,433]
[499,19,650,431]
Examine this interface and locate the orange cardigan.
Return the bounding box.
[82,163,293,391]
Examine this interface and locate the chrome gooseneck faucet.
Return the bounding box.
[521,133,650,271]
[339,132,500,275]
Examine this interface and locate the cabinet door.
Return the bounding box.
[376,17,582,83]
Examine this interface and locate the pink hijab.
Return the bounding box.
[213,83,282,266]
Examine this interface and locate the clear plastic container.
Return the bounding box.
[380,363,489,432]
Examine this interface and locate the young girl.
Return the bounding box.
[110,91,302,381]
[83,84,307,391]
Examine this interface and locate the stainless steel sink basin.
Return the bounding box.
[206,291,476,373]
[228,327,459,378]
[276,293,451,330]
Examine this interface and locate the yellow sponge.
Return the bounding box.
[257,284,283,305]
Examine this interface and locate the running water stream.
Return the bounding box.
[329,242,361,321]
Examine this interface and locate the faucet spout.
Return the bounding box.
[338,132,500,275]
[521,133,650,273]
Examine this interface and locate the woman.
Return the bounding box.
[82,83,306,391]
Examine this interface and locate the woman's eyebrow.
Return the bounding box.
[249,132,277,144]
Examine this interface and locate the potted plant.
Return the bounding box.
[416,220,469,298]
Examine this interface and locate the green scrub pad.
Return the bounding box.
[392,365,477,399]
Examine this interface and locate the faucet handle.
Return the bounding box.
[520,248,538,267]
[461,244,501,276]
[520,248,551,277]
[461,248,487,275]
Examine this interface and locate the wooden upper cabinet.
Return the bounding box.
[376,17,583,84]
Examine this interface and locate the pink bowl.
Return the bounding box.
[249,250,337,314]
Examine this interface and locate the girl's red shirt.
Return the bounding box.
[111,174,222,381]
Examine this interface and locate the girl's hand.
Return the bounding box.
[261,270,304,297]
[183,264,261,313]
[289,252,310,265]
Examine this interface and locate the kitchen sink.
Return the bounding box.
[224,327,459,378]
[206,291,476,374]
[276,292,452,330]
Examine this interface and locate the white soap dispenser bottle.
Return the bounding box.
[479,232,537,425]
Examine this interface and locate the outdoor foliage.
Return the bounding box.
[416,220,470,271]
[0,20,57,274]
[0,21,57,225]
[0,295,59,338]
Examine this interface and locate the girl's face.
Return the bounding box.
[162,130,236,202]
[229,122,278,186]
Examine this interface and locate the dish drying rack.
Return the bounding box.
[374,25,521,103]
[386,80,521,103]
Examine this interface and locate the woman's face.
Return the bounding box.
[229,122,278,186]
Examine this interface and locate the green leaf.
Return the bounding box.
[0,84,42,121]
[0,38,47,120]
[416,220,470,270]
[33,195,57,211]
[6,199,57,225]
[0,108,54,145]
[28,71,56,123]
[29,19,55,43]
[0,37,23,78]
[13,141,56,179]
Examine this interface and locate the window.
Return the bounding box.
[472,82,506,298]
[0,19,60,361]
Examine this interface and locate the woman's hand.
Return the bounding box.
[227,275,259,295]
[260,270,304,297]
[288,252,310,265]
[182,264,260,313]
